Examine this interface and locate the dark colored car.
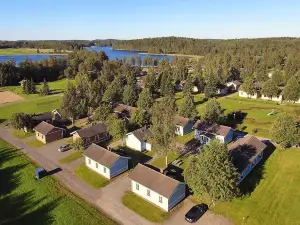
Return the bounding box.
[35,167,47,179]
[185,204,208,223]
[58,144,71,152]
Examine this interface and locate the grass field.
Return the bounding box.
[59,151,82,164]
[26,139,45,148]
[213,148,300,225]
[122,191,169,223]
[0,139,117,225]
[13,130,35,139]
[0,95,61,122]
[150,152,178,169]
[75,163,109,189]
[176,131,194,144]
[0,79,71,99]
[0,48,69,55]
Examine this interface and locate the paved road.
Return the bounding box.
[0,127,234,225]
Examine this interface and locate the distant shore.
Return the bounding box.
[0,53,68,56]
[0,48,70,56]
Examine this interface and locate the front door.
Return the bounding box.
[141,141,146,151]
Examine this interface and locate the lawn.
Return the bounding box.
[0,79,72,99]
[0,48,70,55]
[59,151,82,164]
[75,163,109,189]
[176,131,194,144]
[0,95,61,122]
[13,129,35,139]
[150,152,178,169]
[0,139,117,225]
[26,139,45,148]
[122,191,169,223]
[213,148,300,225]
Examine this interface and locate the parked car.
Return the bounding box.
[185,204,208,223]
[115,148,126,156]
[35,167,47,179]
[58,144,71,152]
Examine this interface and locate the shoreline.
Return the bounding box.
[0,53,68,56]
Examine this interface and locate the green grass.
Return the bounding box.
[59,151,82,164]
[176,131,194,144]
[26,139,45,148]
[0,95,61,122]
[13,130,35,139]
[122,191,169,223]
[0,139,117,225]
[0,79,72,99]
[75,163,109,189]
[0,48,71,55]
[150,152,178,169]
[213,148,300,225]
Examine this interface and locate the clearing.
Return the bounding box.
[0,48,69,55]
[0,91,24,104]
[0,139,117,225]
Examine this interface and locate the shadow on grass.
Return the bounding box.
[224,111,248,129]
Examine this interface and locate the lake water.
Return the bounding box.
[0,46,172,64]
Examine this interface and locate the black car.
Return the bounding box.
[58,144,71,152]
[185,204,208,223]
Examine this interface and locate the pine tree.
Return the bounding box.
[201,98,224,123]
[39,78,50,96]
[137,88,153,110]
[29,78,36,94]
[178,94,198,119]
[241,77,256,97]
[283,76,300,103]
[261,79,279,99]
[183,75,193,96]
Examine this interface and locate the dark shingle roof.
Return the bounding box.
[173,115,190,127]
[75,123,107,138]
[193,120,232,137]
[228,136,267,172]
[33,121,62,135]
[82,144,121,168]
[128,164,181,198]
[32,112,53,121]
[130,127,154,142]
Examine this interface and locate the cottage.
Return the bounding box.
[228,136,267,184]
[217,85,229,95]
[128,164,186,211]
[33,121,65,144]
[173,115,194,136]
[192,86,199,93]
[51,109,64,121]
[83,144,129,179]
[114,104,137,119]
[193,120,233,144]
[239,90,259,99]
[226,80,242,91]
[261,94,283,102]
[125,127,154,151]
[32,112,53,124]
[72,123,109,146]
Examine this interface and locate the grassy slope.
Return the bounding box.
[75,163,109,189]
[0,48,68,55]
[213,148,300,225]
[0,95,61,122]
[0,139,117,225]
[59,151,82,164]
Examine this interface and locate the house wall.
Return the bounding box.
[73,132,109,146]
[168,183,186,210]
[45,128,64,143]
[125,134,142,151]
[239,91,259,99]
[194,130,213,144]
[146,142,152,151]
[175,125,184,136]
[85,156,111,179]
[35,131,46,144]
[131,180,169,211]
[110,157,129,178]
[261,94,283,102]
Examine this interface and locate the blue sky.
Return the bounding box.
[1,0,300,40]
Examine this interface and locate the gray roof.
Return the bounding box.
[173,115,190,127]
[128,164,181,198]
[130,127,154,142]
[75,123,107,138]
[82,144,121,168]
[193,120,232,137]
[33,121,63,135]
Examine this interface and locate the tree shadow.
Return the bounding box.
[224,111,248,129]
[194,97,207,106]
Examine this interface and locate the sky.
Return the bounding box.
[1,0,300,40]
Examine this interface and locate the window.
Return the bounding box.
[96,163,98,169]
[42,135,44,139]
[159,196,163,203]
[88,159,91,164]
[37,133,39,136]
[103,167,106,173]
[147,189,150,196]
[95,135,99,141]
[136,183,139,190]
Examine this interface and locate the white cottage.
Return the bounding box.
[226,80,242,91]
[228,136,267,184]
[173,115,194,136]
[82,144,129,179]
[193,120,234,144]
[125,127,154,151]
[128,164,186,212]
[261,94,283,102]
[239,90,259,99]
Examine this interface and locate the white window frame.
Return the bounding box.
[159,196,163,203]
[88,159,91,164]
[96,163,98,169]
[103,167,106,173]
[147,189,151,196]
[136,183,139,190]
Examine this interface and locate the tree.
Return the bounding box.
[283,76,300,103]
[39,78,50,96]
[22,78,36,94]
[93,103,113,122]
[204,74,219,98]
[241,77,256,97]
[272,70,283,86]
[10,113,33,130]
[183,75,193,96]
[261,79,279,99]
[130,108,150,126]
[135,55,141,68]
[137,88,153,110]
[178,94,198,119]
[184,140,239,202]
[201,98,224,123]
[102,77,123,103]
[72,138,85,151]
[107,115,128,140]
[123,84,138,106]
[270,113,300,148]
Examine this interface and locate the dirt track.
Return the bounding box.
[0,91,24,104]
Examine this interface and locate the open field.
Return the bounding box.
[0,79,71,99]
[0,139,117,225]
[0,95,61,122]
[213,148,300,225]
[0,91,24,104]
[0,48,69,55]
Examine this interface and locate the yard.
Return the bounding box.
[59,151,82,164]
[213,147,300,225]
[75,163,109,189]
[13,130,35,139]
[150,152,178,169]
[122,191,169,223]
[0,139,117,225]
[26,139,45,148]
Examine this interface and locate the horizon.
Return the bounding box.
[1,0,300,40]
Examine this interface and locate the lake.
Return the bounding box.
[0,47,172,64]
